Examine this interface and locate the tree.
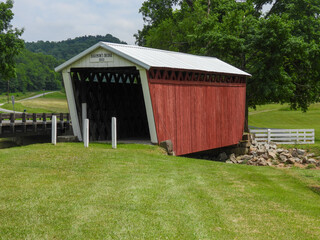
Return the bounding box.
[0,0,24,83]
[136,0,320,116]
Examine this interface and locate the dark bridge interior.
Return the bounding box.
[71,67,150,141]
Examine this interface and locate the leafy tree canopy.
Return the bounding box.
[136,0,320,111]
[0,0,24,81]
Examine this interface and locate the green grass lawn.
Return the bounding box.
[249,103,320,153]
[0,91,68,113]
[0,91,54,104]
[0,143,320,239]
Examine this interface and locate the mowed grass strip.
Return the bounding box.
[249,103,320,141]
[0,143,319,239]
[0,91,68,113]
[0,91,51,104]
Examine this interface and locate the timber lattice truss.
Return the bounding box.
[148,68,246,84]
[71,67,149,141]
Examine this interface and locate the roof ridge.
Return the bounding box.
[100,41,216,59]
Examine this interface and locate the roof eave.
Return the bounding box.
[149,66,252,77]
[54,42,151,72]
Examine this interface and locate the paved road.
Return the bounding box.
[0,91,57,114]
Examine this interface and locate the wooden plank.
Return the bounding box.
[22,113,26,133]
[148,71,247,155]
[251,129,315,132]
[10,113,15,134]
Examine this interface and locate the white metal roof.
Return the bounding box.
[55,42,251,76]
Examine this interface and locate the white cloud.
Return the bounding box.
[11,0,145,44]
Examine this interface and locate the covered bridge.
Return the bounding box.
[55,42,251,155]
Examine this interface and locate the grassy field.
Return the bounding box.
[0,91,51,104]
[249,103,320,153]
[0,143,319,239]
[0,91,68,113]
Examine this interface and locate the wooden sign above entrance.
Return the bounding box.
[89,52,113,63]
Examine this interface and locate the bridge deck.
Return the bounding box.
[0,113,71,137]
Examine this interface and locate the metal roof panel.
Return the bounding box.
[55,42,251,77]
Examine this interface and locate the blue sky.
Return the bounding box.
[11,0,145,44]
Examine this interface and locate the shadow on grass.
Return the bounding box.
[0,136,51,149]
[0,139,19,149]
[310,185,320,196]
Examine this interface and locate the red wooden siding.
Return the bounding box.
[147,69,246,156]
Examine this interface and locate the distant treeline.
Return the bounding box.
[25,34,126,60]
[0,34,126,93]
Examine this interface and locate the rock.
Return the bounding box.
[229,153,237,163]
[249,145,257,153]
[266,161,273,166]
[302,156,308,164]
[258,158,268,166]
[160,140,174,155]
[293,157,302,163]
[251,151,258,158]
[291,149,299,158]
[296,149,306,156]
[267,150,277,160]
[279,154,288,163]
[226,160,233,164]
[269,142,277,149]
[257,145,266,152]
[218,152,228,161]
[286,158,295,164]
[276,148,284,154]
[257,149,265,156]
[261,153,269,160]
[283,153,292,158]
[307,159,317,164]
[307,153,315,158]
[242,155,253,161]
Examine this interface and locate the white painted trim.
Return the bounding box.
[51,115,57,145]
[55,42,150,72]
[112,117,117,149]
[139,69,158,144]
[81,103,87,140]
[84,119,89,148]
[250,128,315,144]
[62,71,82,141]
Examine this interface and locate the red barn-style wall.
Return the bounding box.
[147,68,246,156]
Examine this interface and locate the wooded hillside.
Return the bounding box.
[25,34,126,60]
[0,34,126,93]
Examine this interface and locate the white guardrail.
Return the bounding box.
[250,128,315,144]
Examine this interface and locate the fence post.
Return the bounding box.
[267,129,271,143]
[52,115,57,145]
[112,117,117,149]
[10,113,14,134]
[82,103,87,136]
[84,119,89,148]
[22,113,27,133]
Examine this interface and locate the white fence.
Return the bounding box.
[250,128,315,144]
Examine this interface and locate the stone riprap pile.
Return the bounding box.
[222,141,320,168]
